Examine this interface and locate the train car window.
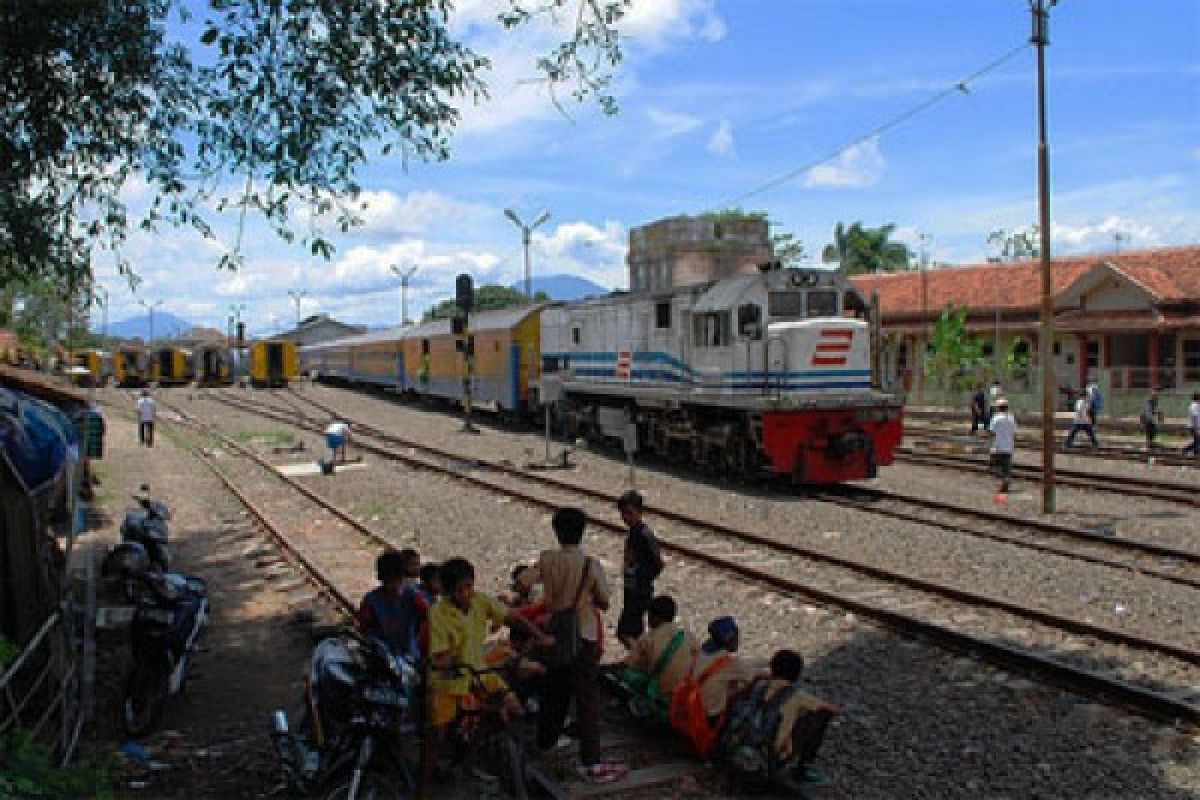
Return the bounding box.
[655,302,671,329]
[737,304,762,340]
[767,291,804,319]
[572,327,581,345]
[806,290,838,318]
[421,339,430,355]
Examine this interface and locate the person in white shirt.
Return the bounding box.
[987,397,1017,493]
[1184,392,1200,457]
[1065,390,1099,449]
[136,390,157,447]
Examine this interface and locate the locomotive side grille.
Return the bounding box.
[811,328,854,366]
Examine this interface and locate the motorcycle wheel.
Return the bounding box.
[122,663,168,738]
[319,771,407,800]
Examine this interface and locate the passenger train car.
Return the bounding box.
[250,340,299,387]
[300,267,902,483]
[151,346,194,386]
[73,349,112,387]
[114,346,149,387]
[192,344,238,386]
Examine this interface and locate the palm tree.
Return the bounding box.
[822,221,912,275]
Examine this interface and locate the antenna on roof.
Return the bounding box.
[1112,231,1130,253]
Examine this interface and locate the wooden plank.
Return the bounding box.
[569,762,702,798]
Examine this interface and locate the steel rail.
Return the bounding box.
[203,389,1200,724]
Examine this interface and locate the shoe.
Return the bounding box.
[579,761,628,784]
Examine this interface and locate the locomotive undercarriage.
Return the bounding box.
[557,394,766,479]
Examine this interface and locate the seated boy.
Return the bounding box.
[723,649,839,791]
[617,595,696,720]
[355,550,421,660]
[427,557,552,729]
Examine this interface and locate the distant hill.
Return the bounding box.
[511,274,609,301]
[102,312,194,341]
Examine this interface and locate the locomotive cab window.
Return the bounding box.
[737,304,762,340]
[768,291,804,319]
[842,291,868,319]
[655,302,671,329]
[694,312,730,347]
[806,290,838,318]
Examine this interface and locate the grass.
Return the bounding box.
[231,429,297,446]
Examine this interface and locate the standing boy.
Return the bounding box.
[616,490,664,650]
[1140,391,1164,452]
[988,397,1016,494]
[970,385,989,435]
[136,390,156,447]
[1065,389,1099,449]
[1184,392,1200,457]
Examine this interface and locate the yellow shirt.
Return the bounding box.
[626,622,697,695]
[764,678,830,759]
[428,593,509,697]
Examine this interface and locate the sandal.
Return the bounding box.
[579,761,629,784]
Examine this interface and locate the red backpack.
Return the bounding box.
[669,652,732,758]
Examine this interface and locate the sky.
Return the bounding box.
[94,0,1200,336]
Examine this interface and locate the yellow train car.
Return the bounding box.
[192,344,235,386]
[72,349,112,386]
[349,332,403,385]
[150,346,193,386]
[114,346,148,387]
[250,340,299,387]
[398,306,543,414]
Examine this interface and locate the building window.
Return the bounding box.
[1086,340,1099,368]
[1184,339,1200,382]
[571,327,581,346]
[1053,342,1061,356]
[655,302,671,329]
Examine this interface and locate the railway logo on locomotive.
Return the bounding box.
[616,350,633,380]
[811,329,853,367]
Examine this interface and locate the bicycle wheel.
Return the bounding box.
[122,663,167,738]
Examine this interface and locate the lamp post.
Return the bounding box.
[287,290,308,330]
[390,263,418,325]
[1032,0,1057,514]
[504,209,551,300]
[139,298,164,344]
[229,303,247,346]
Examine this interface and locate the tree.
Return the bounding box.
[770,231,806,267]
[424,285,550,321]
[987,226,1040,262]
[1,1,629,285]
[923,304,987,391]
[821,221,912,275]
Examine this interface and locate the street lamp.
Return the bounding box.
[390,263,419,325]
[287,290,308,330]
[1032,0,1057,514]
[138,298,164,344]
[504,209,551,300]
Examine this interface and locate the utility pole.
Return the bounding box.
[504,209,551,300]
[918,232,931,400]
[96,287,109,345]
[390,263,418,325]
[287,290,308,330]
[229,303,247,347]
[1032,0,1056,514]
[139,298,164,344]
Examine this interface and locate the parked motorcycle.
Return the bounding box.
[121,570,209,737]
[272,632,418,800]
[121,485,170,572]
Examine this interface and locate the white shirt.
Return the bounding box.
[137,396,156,423]
[1189,401,1200,432]
[989,412,1016,454]
[325,421,349,438]
[1073,398,1091,424]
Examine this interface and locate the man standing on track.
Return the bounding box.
[616,490,664,651]
[1065,388,1099,449]
[970,384,989,435]
[1140,390,1164,453]
[988,397,1016,494]
[136,390,156,447]
[1184,392,1200,457]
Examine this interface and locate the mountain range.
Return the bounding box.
[99,312,195,341]
[510,274,609,301]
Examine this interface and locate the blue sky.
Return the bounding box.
[96,0,1200,335]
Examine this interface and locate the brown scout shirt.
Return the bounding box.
[531,545,610,643]
[626,622,697,695]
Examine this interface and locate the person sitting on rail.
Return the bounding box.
[355,550,424,661]
[720,649,839,793]
[427,557,552,730]
[669,616,760,758]
[614,595,697,723]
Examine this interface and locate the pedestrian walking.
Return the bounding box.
[1139,390,1164,452]
[616,490,664,650]
[136,390,156,447]
[988,397,1017,493]
[970,385,989,435]
[1065,388,1099,449]
[531,508,628,784]
[1184,392,1200,457]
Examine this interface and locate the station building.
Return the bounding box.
[276,314,366,347]
[851,245,1200,401]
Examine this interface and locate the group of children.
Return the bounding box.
[352,496,837,791]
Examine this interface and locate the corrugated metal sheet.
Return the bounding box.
[691,275,759,313]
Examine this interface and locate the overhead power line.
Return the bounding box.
[712,42,1031,210]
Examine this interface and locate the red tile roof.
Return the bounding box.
[851,245,1200,316]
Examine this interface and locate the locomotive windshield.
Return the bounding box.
[767,290,838,319]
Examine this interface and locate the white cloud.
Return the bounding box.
[804,138,886,189]
[647,108,704,140]
[1051,216,1163,252]
[624,0,726,48]
[707,119,734,157]
[532,220,627,289]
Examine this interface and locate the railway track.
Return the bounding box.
[194,387,1200,726]
[895,446,1200,508]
